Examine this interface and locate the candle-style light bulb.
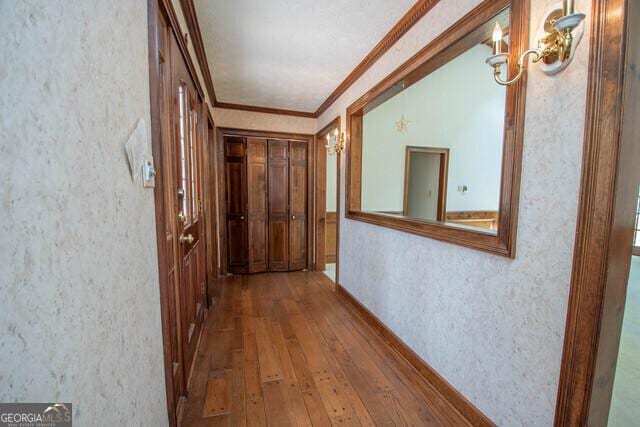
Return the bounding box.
[492,22,503,55]
[563,0,575,15]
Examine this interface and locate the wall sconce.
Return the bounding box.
[325,129,345,155]
[486,0,585,86]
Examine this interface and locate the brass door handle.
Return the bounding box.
[291,215,296,220]
[179,234,194,244]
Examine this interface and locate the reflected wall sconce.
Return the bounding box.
[325,129,345,155]
[486,0,585,86]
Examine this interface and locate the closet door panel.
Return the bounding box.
[225,137,247,273]
[289,141,307,270]
[227,218,247,268]
[268,221,288,271]
[247,138,268,273]
[225,161,244,215]
[268,140,289,271]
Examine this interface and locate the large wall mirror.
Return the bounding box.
[346,0,527,257]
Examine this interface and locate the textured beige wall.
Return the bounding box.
[212,107,317,134]
[317,0,591,425]
[0,1,168,425]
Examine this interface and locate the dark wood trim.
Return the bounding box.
[335,284,495,426]
[204,106,220,301]
[216,127,315,272]
[215,127,228,275]
[402,146,449,221]
[215,102,316,119]
[314,0,440,117]
[335,145,342,287]
[345,0,525,258]
[158,0,205,100]
[554,0,639,425]
[147,0,177,424]
[315,117,341,275]
[179,0,217,104]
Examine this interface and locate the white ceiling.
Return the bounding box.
[193,0,416,112]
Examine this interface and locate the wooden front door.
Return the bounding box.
[171,33,205,383]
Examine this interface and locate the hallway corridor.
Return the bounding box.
[180,272,470,426]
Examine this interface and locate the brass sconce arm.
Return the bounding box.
[486,2,585,86]
[492,48,544,86]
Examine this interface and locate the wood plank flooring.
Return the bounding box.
[180,271,469,426]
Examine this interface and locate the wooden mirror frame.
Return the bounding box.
[345,0,528,258]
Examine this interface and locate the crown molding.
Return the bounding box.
[314,0,440,117]
[214,102,316,119]
[159,0,205,100]
[179,0,217,104]
[179,0,440,119]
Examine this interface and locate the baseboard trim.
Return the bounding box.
[335,284,495,426]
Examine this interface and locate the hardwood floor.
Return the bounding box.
[180,271,470,426]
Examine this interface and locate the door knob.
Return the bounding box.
[240,216,245,220]
[291,215,296,220]
[179,234,194,244]
[177,188,185,199]
[177,211,186,223]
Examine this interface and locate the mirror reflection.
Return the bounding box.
[360,8,509,234]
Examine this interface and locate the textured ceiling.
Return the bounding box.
[194,0,416,112]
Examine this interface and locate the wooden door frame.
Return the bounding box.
[204,107,220,305]
[217,127,315,273]
[634,191,640,256]
[402,146,449,221]
[554,0,640,425]
[314,117,342,281]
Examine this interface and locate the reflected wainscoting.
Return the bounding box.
[445,210,498,231]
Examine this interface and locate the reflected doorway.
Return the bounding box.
[315,117,341,284]
[609,189,640,425]
[403,146,448,221]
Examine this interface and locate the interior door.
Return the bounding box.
[172,35,204,381]
[268,140,289,271]
[246,138,268,272]
[224,136,248,273]
[288,141,307,270]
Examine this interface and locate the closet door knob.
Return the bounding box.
[240,216,245,220]
[291,215,296,220]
